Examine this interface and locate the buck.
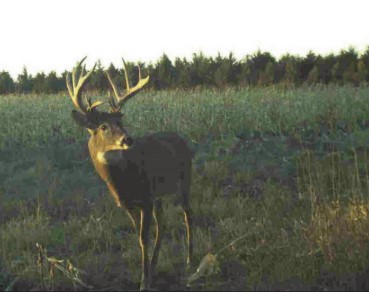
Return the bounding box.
[66,57,193,290]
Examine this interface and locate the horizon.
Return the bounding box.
[1,0,369,78]
[3,45,369,79]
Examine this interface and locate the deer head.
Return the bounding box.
[66,57,149,164]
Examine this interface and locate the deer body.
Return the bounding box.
[66,58,193,291]
[89,131,192,208]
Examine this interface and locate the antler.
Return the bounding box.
[66,57,98,113]
[106,59,150,111]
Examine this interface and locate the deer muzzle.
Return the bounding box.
[118,136,134,150]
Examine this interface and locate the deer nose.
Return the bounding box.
[121,136,133,147]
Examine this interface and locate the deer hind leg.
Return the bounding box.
[139,204,153,291]
[150,199,163,275]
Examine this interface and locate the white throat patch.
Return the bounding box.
[106,144,130,151]
[96,149,124,165]
[97,151,109,165]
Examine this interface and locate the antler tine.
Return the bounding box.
[138,64,142,80]
[122,58,131,91]
[106,59,150,110]
[106,71,120,105]
[66,57,97,113]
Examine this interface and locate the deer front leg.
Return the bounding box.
[151,199,163,275]
[181,188,193,269]
[139,204,153,291]
[126,207,141,233]
[183,207,193,268]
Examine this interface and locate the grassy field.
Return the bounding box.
[1,85,369,291]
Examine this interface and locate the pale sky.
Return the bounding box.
[1,0,369,78]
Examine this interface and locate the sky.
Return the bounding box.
[1,0,369,79]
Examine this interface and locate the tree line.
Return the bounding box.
[1,46,369,94]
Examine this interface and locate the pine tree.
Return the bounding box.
[358,47,369,84]
[300,51,317,82]
[0,71,15,94]
[332,47,358,85]
[32,72,46,94]
[45,71,63,93]
[16,67,33,93]
[174,57,192,88]
[156,53,175,89]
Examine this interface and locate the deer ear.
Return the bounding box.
[71,110,97,131]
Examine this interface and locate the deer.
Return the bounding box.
[66,57,193,291]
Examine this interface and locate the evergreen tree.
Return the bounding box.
[155,53,176,89]
[239,50,275,86]
[259,61,275,86]
[2,46,369,95]
[214,52,238,88]
[61,71,68,90]
[45,71,63,93]
[238,58,253,86]
[307,65,320,84]
[32,72,46,93]
[358,47,369,83]
[280,54,300,85]
[300,51,317,82]
[191,52,213,87]
[16,67,33,93]
[89,60,107,91]
[174,57,192,88]
[332,47,358,85]
[309,54,336,84]
[0,71,15,94]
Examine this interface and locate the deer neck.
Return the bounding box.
[87,141,126,206]
[88,139,121,183]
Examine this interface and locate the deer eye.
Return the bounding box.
[100,124,108,131]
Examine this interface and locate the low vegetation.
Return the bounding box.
[1,85,369,290]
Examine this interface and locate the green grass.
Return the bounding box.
[1,85,369,290]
